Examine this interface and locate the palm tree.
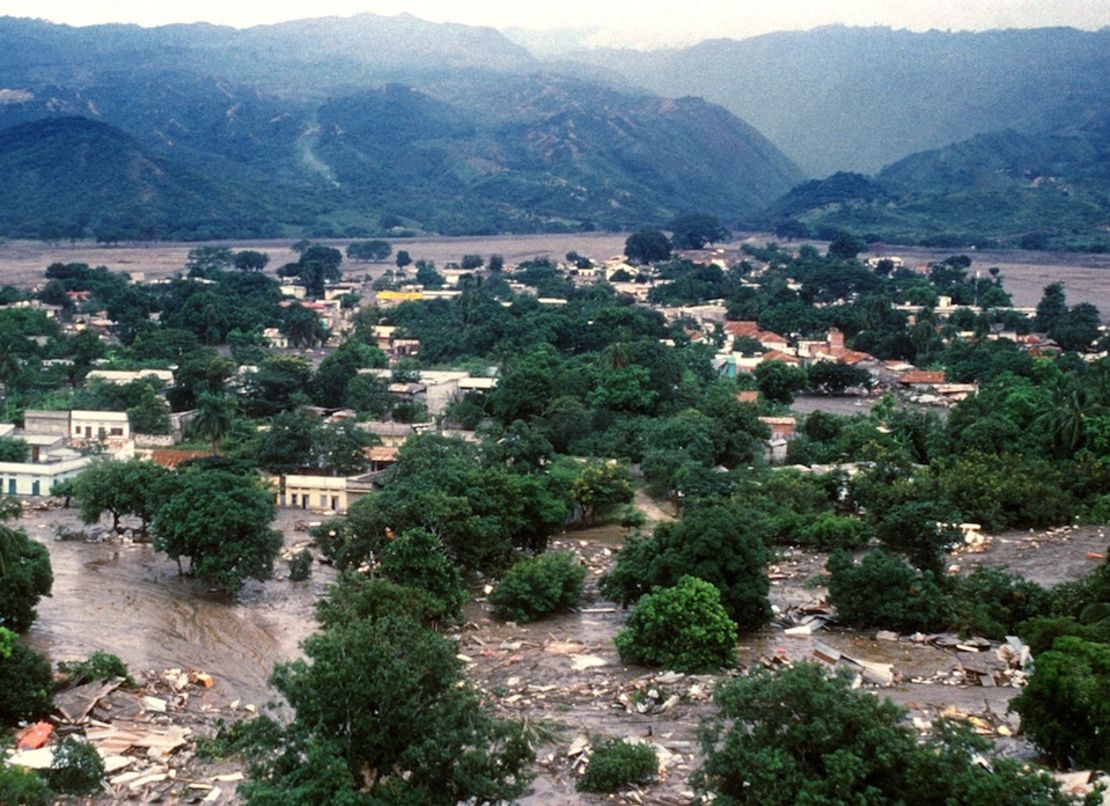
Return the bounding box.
[193,393,236,455]
[1038,376,1090,457]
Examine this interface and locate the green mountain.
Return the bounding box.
[766,112,1110,251]
[561,25,1110,177]
[0,16,802,240]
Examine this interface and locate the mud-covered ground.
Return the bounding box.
[461,522,1108,803]
[1,236,1107,313]
[16,499,1109,803]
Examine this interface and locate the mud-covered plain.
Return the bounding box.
[19,498,1108,803]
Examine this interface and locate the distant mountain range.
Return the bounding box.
[765,109,1110,250]
[560,25,1110,177]
[0,15,1107,247]
[0,15,801,240]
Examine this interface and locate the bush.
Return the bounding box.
[1010,636,1110,768]
[799,513,868,550]
[287,549,313,582]
[601,503,770,632]
[45,737,105,794]
[827,550,952,633]
[950,568,1052,639]
[694,663,1084,805]
[381,528,466,622]
[0,526,53,633]
[0,627,53,726]
[0,765,51,805]
[196,715,284,761]
[577,738,658,793]
[615,577,737,673]
[490,552,585,623]
[57,651,135,688]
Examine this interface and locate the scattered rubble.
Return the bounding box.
[3,667,248,803]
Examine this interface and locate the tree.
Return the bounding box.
[192,393,236,455]
[615,576,738,672]
[0,525,52,633]
[489,552,585,623]
[601,502,771,630]
[806,360,872,394]
[0,626,53,726]
[694,663,1082,805]
[670,214,728,250]
[395,249,412,269]
[380,528,465,623]
[0,437,29,462]
[346,240,392,262]
[280,303,328,348]
[568,460,634,527]
[127,387,171,435]
[873,500,961,575]
[827,232,866,260]
[73,459,168,534]
[1035,282,1068,333]
[185,246,233,278]
[233,250,270,272]
[1011,636,1110,768]
[624,230,671,265]
[415,260,445,288]
[152,469,282,593]
[243,615,533,803]
[1052,302,1101,352]
[827,550,951,633]
[312,420,373,476]
[252,409,318,469]
[488,254,505,272]
[460,254,483,270]
[754,360,808,405]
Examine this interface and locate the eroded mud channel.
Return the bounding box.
[19,502,1109,803]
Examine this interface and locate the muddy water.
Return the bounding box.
[22,507,330,706]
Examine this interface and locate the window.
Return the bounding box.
[109,427,123,436]
[31,480,40,496]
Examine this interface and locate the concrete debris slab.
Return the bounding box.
[6,746,55,769]
[142,695,168,713]
[570,654,607,671]
[567,736,590,757]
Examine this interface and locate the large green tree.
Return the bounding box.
[152,469,281,593]
[243,615,533,804]
[0,525,52,633]
[624,230,672,265]
[695,663,1084,805]
[601,502,770,631]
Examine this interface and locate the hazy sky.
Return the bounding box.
[3,0,1108,48]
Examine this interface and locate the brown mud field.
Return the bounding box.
[0,235,1106,314]
[18,498,1108,803]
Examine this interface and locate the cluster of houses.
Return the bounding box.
[9,239,1099,511]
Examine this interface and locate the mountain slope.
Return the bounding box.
[0,16,802,239]
[0,116,317,239]
[565,26,1110,176]
[767,112,1110,250]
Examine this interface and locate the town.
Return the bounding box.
[0,225,1107,803]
